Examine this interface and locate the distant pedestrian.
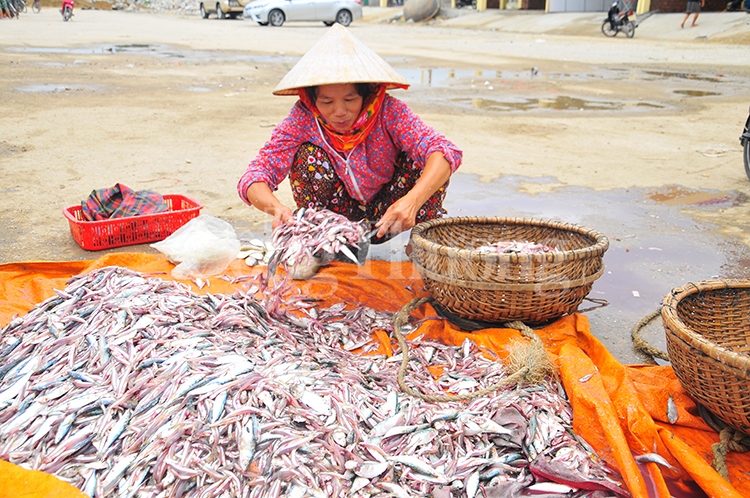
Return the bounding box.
[681,0,704,28]
[1,0,13,18]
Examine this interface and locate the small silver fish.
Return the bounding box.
[388,455,447,481]
[100,453,137,493]
[346,460,389,479]
[667,395,678,424]
[579,373,595,383]
[98,410,132,457]
[465,471,480,498]
[238,415,259,470]
[635,452,679,472]
[379,482,411,498]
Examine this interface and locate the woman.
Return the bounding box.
[237,24,462,243]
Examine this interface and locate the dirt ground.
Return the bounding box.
[2,7,750,363]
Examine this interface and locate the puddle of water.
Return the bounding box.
[112,44,187,58]
[450,96,663,112]
[7,46,115,55]
[5,44,292,63]
[643,70,723,83]
[673,90,721,97]
[398,68,609,88]
[400,68,499,87]
[399,66,739,89]
[643,185,744,206]
[7,45,159,55]
[115,43,154,49]
[14,83,105,93]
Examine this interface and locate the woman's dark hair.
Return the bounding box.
[304,83,377,105]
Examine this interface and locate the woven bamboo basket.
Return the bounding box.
[662,280,750,435]
[409,217,609,325]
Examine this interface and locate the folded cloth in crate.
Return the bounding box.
[81,183,168,221]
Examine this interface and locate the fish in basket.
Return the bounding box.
[408,216,610,325]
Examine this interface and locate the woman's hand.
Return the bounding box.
[374,193,419,238]
[246,182,293,229]
[374,151,452,239]
[271,205,294,229]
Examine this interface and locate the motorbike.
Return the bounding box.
[742,106,750,181]
[726,0,750,11]
[602,1,635,38]
[61,0,74,21]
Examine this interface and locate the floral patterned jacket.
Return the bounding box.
[237,94,462,205]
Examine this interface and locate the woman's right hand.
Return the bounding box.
[272,205,294,229]
[246,182,293,229]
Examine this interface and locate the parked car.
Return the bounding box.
[243,0,362,27]
[200,0,247,19]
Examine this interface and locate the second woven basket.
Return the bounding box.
[662,280,750,435]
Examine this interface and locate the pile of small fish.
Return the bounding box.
[268,208,368,272]
[238,239,275,267]
[0,267,629,497]
[475,241,557,255]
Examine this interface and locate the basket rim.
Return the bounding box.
[661,279,750,376]
[409,216,610,263]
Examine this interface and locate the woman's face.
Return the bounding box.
[314,83,364,133]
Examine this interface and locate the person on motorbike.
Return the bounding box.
[1,0,15,18]
[607,0,623,30]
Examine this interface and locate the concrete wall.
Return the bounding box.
[650,0,727,12]
[547,0,609,11]
[538,0,727,11]
[438,0,729,11]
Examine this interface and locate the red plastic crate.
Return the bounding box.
[63,194,203,251]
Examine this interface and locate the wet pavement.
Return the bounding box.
[10,43,749,109]
[397,64,748,115]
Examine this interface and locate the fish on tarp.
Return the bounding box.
[635,452,679,472]
[667,395,679,424]
[0,266,629,498]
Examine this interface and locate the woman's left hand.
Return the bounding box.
[374,192,419,238]
[374,151,452,239]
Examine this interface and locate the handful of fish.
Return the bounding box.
[268,208,368,275]
[0,267,629,497]
[475,241,556,254]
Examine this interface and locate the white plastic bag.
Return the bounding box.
[151,215,241,280]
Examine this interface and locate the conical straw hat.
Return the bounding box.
[273,24,409,96]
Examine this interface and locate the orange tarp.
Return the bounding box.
[1,253,749,498]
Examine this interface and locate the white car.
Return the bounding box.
[243,0,363,27]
